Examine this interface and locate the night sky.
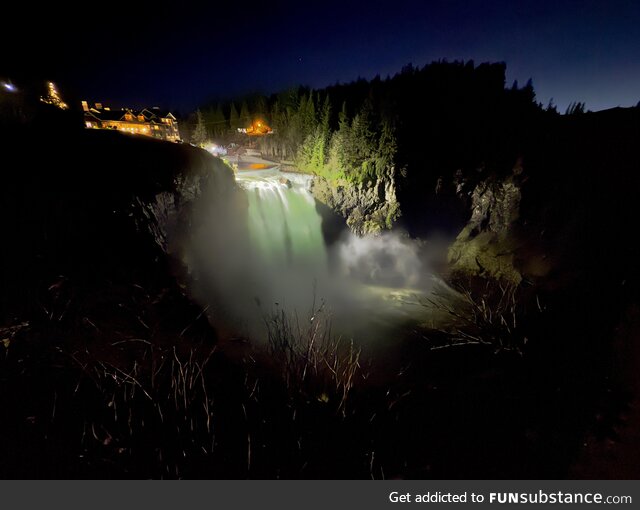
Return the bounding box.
[4,0,640,112]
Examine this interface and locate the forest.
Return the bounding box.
[189,60,553,235]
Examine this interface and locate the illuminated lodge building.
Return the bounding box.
[82,102,181,142]
[240,120,273,136]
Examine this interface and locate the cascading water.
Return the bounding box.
[241,175,328,278]
[232,170,447,342]
[230,171,335,321]
[187,167,452,345]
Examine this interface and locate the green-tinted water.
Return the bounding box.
[241,176,328,277]
[230,171,455,349]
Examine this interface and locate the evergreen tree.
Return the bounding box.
[212,105,227,137]
[253,95,268,119]
[319,95,331,133]
[300,94,316,139]
[240,101,251,128]
[201,107,216,138]
[376,120,397,176]
[565,101,586,115]
[343,102,376,176]
[229,103,240,131]
[327,102,351,179]
[191,109,207,147]
[522,78,536,103]
[317,95,331,164]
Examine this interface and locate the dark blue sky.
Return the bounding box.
[5,0,640,112]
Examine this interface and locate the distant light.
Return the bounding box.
[205,144,227,156]
[40,81,68,109]
[2,82,17,93]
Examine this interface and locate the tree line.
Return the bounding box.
[190,60,546,185]
[187,60,565,235]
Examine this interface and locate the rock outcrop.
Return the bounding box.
[0,107,243,316]
[310,167,400,236]
[447,169,524,284]
[132,150,242,258]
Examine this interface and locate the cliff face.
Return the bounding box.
[131,144,243,259]
[0,105,243,316]
[310,167,400,236]
[447,171,524,284]
[446,107,640,293]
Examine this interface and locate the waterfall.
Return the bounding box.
[228,172,333,320]
[240,175,328,278]
[187,168,445,344]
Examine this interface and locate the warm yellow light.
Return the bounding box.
[40,81,68,110]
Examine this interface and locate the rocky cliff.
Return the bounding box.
[446,106,640,293]
[0,102,243,317]
[447,167,525,284]
[310,167,400,236]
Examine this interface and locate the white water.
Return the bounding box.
[240,174,329,280]
[189,169,449,344]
